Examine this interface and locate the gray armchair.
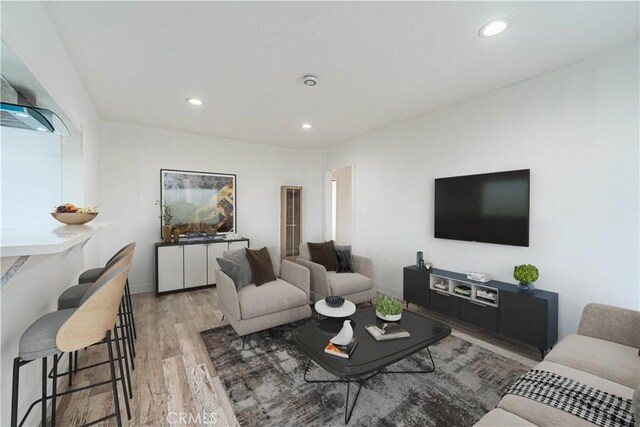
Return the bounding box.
[296,243,376,304]
[216,247,312,337]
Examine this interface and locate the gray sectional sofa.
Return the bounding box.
[475,303,640,426]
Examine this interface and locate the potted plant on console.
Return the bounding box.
[513,264,539,293]
[376,295,403,321]
[161,205,173,243]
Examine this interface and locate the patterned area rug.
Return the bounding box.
[200,321,530,427]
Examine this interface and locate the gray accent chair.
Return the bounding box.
[216,247,312,337]
[296,243,376,304]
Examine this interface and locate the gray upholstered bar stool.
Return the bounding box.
[57,251,136,394]
[78,242,137,341]
[11,264,131,427]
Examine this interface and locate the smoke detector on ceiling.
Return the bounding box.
[302,74,319,87]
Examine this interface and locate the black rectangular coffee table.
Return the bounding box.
[292,307,451,423]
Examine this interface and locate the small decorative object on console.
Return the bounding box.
[467,271,492,282]
[454,285,472,297]
[513,264,539,293]
[416,251,424,269]
[425,262,433,270]
[376,294,403,321]
[184,232,218,240]
[325,295,345,308]
[476,289,498,303]
[434,281,448,291]
[157,203,173,243]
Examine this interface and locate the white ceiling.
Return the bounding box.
[43,1,638,149]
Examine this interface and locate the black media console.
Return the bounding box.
[403,266,558,357]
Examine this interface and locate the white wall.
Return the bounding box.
[99,121,324,293]
[323,44,639,339]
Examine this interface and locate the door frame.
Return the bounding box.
[323,164,356,248]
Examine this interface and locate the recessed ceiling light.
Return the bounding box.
[186,98,204,106]
[301,123,313,129]
[15,112,29,118]
[36,127,48,132]
[478,19,510,38]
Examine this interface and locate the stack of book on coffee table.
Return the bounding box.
[325,338,358,358]
[365,323,410,341]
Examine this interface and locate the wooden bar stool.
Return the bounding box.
[11,264,131,427]
[78,243,138,342]
[56,252,136,396]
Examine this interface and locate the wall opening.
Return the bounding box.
[328,165,353,245]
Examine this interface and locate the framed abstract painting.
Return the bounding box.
[160,169,236,236]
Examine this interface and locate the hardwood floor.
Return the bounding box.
[53,288,239,427]
[51,288,539,427]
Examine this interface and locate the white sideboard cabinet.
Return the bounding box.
[156,238,249,294]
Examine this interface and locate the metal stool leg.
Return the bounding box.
[117,305,134,398]
[11,358,20,427]
[67,352,72,387]
[126,280,137,340]
[120,298,135,369]
[122,287,136,358]
[113,325,131,420]
[106,331,123,427]
[41,357,47,427]
[52,354,58,427]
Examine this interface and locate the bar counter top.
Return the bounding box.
[1,221,109,257]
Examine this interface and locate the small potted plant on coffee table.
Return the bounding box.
[513,264,539,293]
[375,295,403,321]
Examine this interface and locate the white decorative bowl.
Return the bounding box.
[51,212,98,225]
[376,310,402,322]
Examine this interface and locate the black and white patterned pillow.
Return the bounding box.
[335,245,355,273]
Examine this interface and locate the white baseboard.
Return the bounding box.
[374,282,403,300]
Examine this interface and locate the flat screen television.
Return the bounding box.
[434,169,530,247]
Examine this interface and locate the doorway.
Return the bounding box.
[327,165,353,245]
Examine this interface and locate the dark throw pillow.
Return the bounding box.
[335,245,355,273]
[217,250,252,290]
[308,241,337,271]
[246,247,276,286]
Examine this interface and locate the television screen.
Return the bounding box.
[434,169,530,247]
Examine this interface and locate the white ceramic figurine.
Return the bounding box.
[330,320,353,346]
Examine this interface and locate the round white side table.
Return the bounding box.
[314,299,356,318]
